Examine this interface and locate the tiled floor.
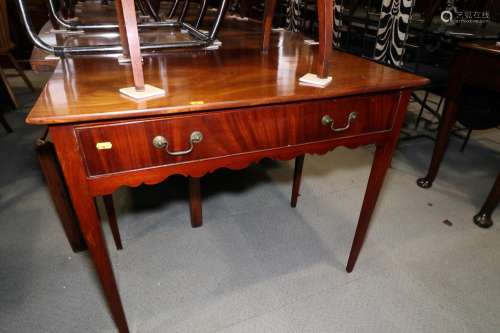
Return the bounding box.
[0,71,499,332]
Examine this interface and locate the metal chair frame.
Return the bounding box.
[15,0,227,57]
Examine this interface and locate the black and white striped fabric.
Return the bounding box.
[285,0,343,47]
[333,0,344,48]
[373,0,414,67]
[286,0,304,32]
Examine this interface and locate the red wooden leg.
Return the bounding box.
[35,139,87,252]
[315,0,333,78]
[189,177,203,228]
[346,90,411,273]
[291,155,305,208]
[261,0,278,52]
[51,126,129,333]
[103,195,123,250]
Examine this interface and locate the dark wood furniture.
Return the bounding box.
[473,172,500,228]
[417,41,500,226]
[27,30,427,332]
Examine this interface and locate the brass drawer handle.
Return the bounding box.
[321,112,358,132]
[152,131,203,156]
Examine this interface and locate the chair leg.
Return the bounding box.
[0,112,13,133]
[459,128,472,153]
[194,0,208,29]
[189,177,203,228]
[414,91,428,129]
[315,0,333,78]
[168,0,181,18]
[0,64,19,109]
[6,53,35,92]
[291,155,305,207]
[261,0,278,52]
[103,195,123,250]
[178,0,190,23]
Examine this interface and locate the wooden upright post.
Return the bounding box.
[117,0,165,99]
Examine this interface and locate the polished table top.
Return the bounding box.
[27,31,428,125]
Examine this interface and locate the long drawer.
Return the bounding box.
[76,93,399,176]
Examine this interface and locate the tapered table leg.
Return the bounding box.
[189,177,203,228]
[103,195,123,250]
[35,139,87,252]
[346,91,411,273]
[291,155,305,208]
[51,126,129,333]
[473,173,500,228]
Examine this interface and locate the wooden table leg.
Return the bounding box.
[291,155,305,208]
[416,100,458,189]
[103,195,123,250]
[35,139,87,252]
[473,173,500,228]
[261,0,277,52]
[189,177,203,228]
[315,0,333,78]
[346,90,411,273]
[51,126,129,333]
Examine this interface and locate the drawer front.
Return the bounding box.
[77,106,289,176]
[77,93,399,176]
[291,93,398,145]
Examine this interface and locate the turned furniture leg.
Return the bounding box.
[416,100,457,189]
[51,126,129,333]
[103,195,123,250]
[189,177,203,228]
[291,155,305,208]
[315,0,333,77]
[0,111,13,133]
[346,90,411,272]
[261,0,277,52]
[473,173,500,228]
[35,139,87,252]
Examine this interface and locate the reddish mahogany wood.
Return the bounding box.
[27,33,427,125]
[290,154,304,208]
[315,0,333,78]
[35,138,87,253]
[75,93,396,177]
[346,90,411,273]
[114,0,130,58]
[119,0,145,90]
[28,30,427,333]
[417,42,500,189]
[261,0,333,76]
[189,177,203,228]
[261,0,277,52]
[103,195,123,250]
[50,126,129,333]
